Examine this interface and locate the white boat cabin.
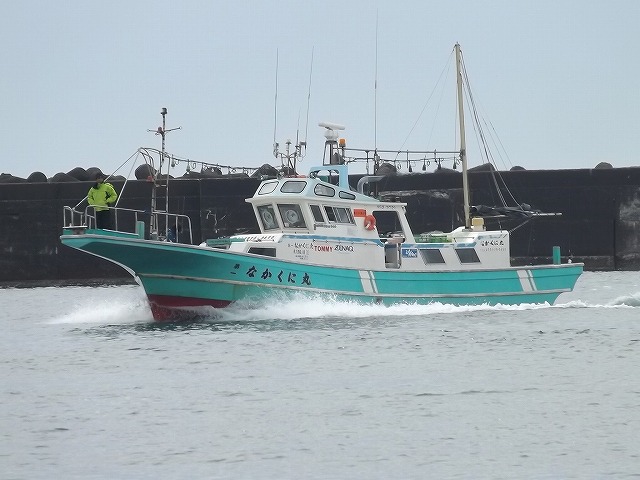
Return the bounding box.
[204,165,512,271]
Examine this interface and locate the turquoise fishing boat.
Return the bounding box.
[60,45,583,320]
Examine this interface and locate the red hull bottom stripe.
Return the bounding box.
[147,294,232,321]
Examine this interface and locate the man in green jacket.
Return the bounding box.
[87,173,118,229]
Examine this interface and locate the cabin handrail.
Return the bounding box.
[357,175,385,195]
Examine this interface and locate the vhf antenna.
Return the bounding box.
[149,107,182,176]
[272,48,314,175]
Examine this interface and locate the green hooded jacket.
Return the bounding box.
[88,182,118,211]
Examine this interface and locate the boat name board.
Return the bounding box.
[287,242,354,252]
[479,238,507,252]
[287,241,355,261]
[232,262,312,286]
[480,239,505,247]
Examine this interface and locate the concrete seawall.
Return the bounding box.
[1,166,639,285]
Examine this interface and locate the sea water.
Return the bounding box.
[1,272,639,479]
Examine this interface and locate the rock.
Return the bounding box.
[86,167,104,180]
[200,166,223,177]
[251,164,279,178]
[594,162,613,169]
[375,162,398,175]
[0,174,27,183]
[49,172,80,183]
[67,167,89,181]
[180,171,206,179]
[135,164,156,180]
[433,166,460,174]
[468,162,495,172]
[27,171,48,183]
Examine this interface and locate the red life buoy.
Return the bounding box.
[364,214,376,231]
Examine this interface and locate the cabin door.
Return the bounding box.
[384,243,401,269]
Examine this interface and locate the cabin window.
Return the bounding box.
[310,204,325,222]
[419,249,446,264]
[248,247,276,257]
[455,248,481,263]
[281,180,306,193]
[278,204,307,228]
[258,181,278,195]
[324,206,336,222]
[339,191,356,200]
[314,184,335,197]
[257,204,279,230]
[336,207,354,224]
[372,210,403,237]
[324,206,355,224]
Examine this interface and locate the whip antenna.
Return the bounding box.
[303,47,314,145]
[273,50,279,157]
[374,10,379,152]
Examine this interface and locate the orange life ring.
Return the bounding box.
[364,214,376,231]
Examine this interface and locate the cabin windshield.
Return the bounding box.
[278,204,307,228]
[257,204,280,230]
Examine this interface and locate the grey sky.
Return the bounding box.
[1,0,638,178]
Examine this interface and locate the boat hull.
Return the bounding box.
[61,233,583,321]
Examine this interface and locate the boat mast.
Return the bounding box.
[160,108,168,221]
[148,108,180,238]
[455,43,471,229]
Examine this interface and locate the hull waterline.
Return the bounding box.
[61,233,582,321]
